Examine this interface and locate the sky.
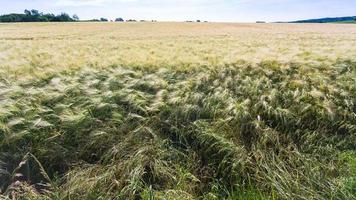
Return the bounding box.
[0,0,355,22]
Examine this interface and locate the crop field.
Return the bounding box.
[0,22,355,199]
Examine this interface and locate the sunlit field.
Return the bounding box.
[1,22,356,80]
[0,22,355,199]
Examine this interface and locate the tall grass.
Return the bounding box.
[0,59,355,199]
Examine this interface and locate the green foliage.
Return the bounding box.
[0,9,78,22]
[292,16,356,23]
[341,151,356,195]
[0,60,355,199]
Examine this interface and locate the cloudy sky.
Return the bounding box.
[0,0,355,22]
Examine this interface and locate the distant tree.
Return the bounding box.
[72,14,79,21]
[196,20,201,22]
[0,9,77,22]
[30,9,40,16]
[54,13,73,22]
[42,13,56,21]
[24,9,31,16]
[0,14,23,22]
[100,18,108,22]
[38,15,50,22]
[115,18,124,22]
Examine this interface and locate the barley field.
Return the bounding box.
[0,22,355,199]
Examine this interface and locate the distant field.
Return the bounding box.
[0,23,355,199]
[1,22,356,80]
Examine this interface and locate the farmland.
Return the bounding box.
[0,22,355,199]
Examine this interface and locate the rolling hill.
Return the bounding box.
[291,16,356,23]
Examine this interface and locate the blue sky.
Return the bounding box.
[0,0,355,22]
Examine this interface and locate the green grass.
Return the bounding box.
[341,151,356,195]
[0,60,355,199]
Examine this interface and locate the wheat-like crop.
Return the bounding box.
[0,22,355,199]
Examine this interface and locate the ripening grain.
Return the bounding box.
[0,22,355,200]
[1,22,356,81]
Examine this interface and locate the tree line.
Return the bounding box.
[0,9,79,22]
[0,10,130,23]
[0,9,208,23]
[292,16,356,23]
